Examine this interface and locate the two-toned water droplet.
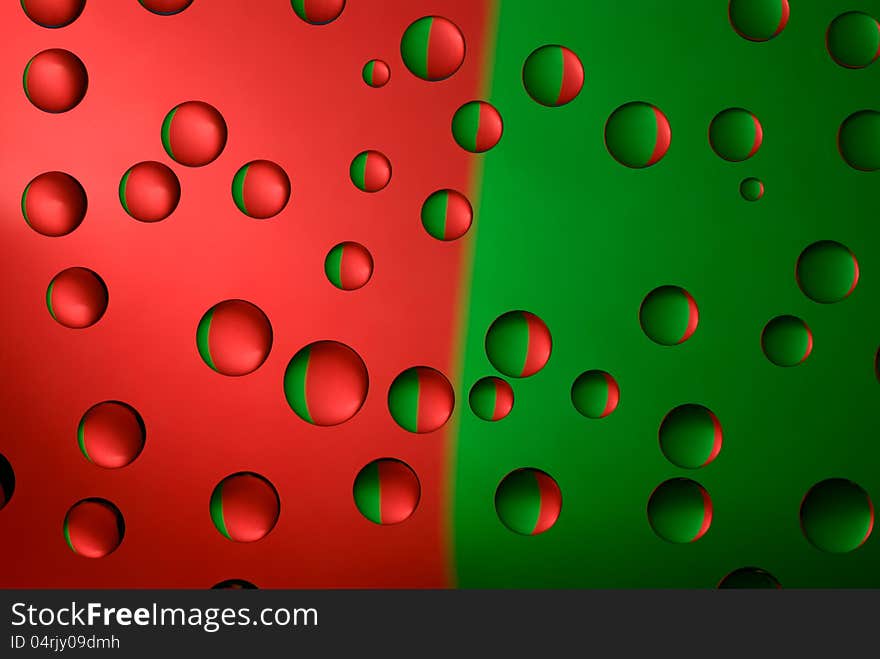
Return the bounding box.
[709,108,762,161]
[639,286,699,346]
[290,0,345,25]
[78,401,146,469]
[325,242,373,291]
[647,478,713,543]
[796,241,858,304]
[800,479,873,553]
[400,16,465,82]
[353,459,420,525]
[571,370,619,419]
[283,341,369,426]
[761,315,812,366]
[210,472,280,543]
[605,102,671,168]
[469,376,514,422]
[22,171,87,237]
[162,101,227,167]
[659,404,723,469]
[485,311,552,378]
[827,11,880,69]
[522,45,583,107]
[197,300,273,376]
[728,0,789,42]
[120,161,181,222]
[24,48,87,113]
[495,468,562,535]
[64,498,124,558]
[47,267,108,329]
[452,102,503,153]
[232,160,291,219]
[388,367,455,433]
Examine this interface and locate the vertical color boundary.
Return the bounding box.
[445,0,501,589]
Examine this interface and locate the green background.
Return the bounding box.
[454,0,880,587]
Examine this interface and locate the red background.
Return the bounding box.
[0,0,487,587]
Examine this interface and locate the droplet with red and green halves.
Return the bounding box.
[485,310,552,378]
[23,48,88,113]
[796,240,859,304]
[210,472,280,543]
[522,45,583,107]
[349,150,391,192]
[21,0,85,28]
[571,370,619,419]
[495,468,562,536]
[139,0,193,15]
[647,478,713,544]
[421,189,473,241]
[739,177,764,201]
[639,285,698,346]
[64,498,124,558]
[452,101,503,153]
[283,340,369,426]
[728,0,789,42]
[213,579,257,589]
[604,101,671,168]
[800,478,874,553]
[0,454,14,511]
[388,366,455,433]
[362,59,390,88]
[119,161,181,222]
[718,567,781,589]
[761,315,812,366]
[838,110,880,171]
[232,160,291,218]
[78,401,146,469]
[469,376,514,422]
[325,242,373,291]
[47,267,108,329]
[290,0,344,25]
[400,16,465,82]
[22,171,87,237]
[659,404,722,469]
[197,299,273,376]
[353,459,421,525]
[709,108,762,162]
[827,12,880,69]
[161,100,227,167]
